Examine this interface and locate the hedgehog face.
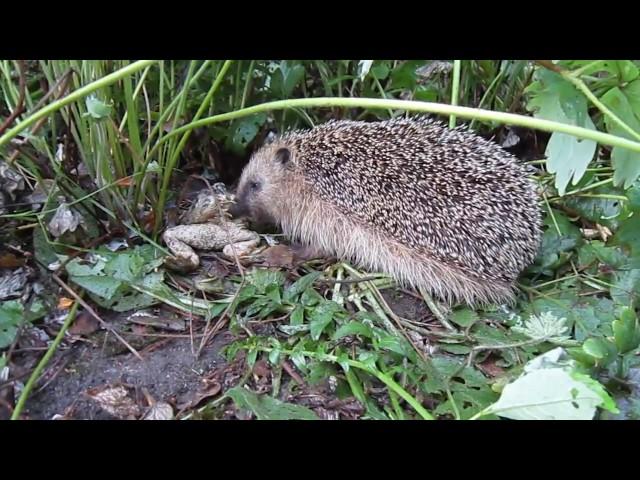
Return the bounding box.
[229,145,293,227]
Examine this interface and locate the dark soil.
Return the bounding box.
[14,290,429,420]
[21,326,232,420]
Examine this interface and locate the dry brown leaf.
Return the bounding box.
[116,176,134,187]
[478,359,506,378]
[177,380,222,411]
[57,297,74,310]
[0,253,25,268]
[259,244,296,268]
[69,311,100,336]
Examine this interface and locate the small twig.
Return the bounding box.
[197,280,245,359]
[52,274,144,362]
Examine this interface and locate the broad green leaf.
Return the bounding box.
[290,305,304,326]
[104,250,146,282]
[371,63,390,80]
[357,351,378,371]
[578,241,629,270]
[485,368,613,420]
[375,334,413,356]
[526,69,597,194]
[582,337,617,367]
[268,348,281,365]
[614,61,639,83]
[601,87,640,188]
[544,133,597,195]
[563,189,624,229]
[225,113,267,155]
[627,180,640,211]
[84,95,112,119]
[611,147,640,190]
[332,321,373,340]
[623,79,640,119]
[226,386,319,420]
[69,275,122,300]
[0,300,24,349]
[0,300,46,349]
[439,344,471,355]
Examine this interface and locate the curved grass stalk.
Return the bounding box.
[148,97,640,159]
[0,60,157,149]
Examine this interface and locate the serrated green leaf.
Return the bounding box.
[337,351,351,373]
[627,180,640,211]
[283,271,322,303]
[375,334,411,356]
[247,268,285,293]
[610,268,640,308]
[309,300,343,340]
[450,308,479,328]
[225,113,268,155]
[0,300,24,348]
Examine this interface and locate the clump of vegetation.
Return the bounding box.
[1,60,639,420]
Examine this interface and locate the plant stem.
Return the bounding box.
[449,60,461,129]
[148,97,640,159]
[11,301,79,420]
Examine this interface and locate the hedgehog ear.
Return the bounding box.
[274,147,291,166]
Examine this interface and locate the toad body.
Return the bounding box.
[162,183,259,272]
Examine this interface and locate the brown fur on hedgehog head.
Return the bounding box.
[230,142,304,228]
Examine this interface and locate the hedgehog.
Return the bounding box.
[229,116,542,306]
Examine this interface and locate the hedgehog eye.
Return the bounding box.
[249,181,261,192]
